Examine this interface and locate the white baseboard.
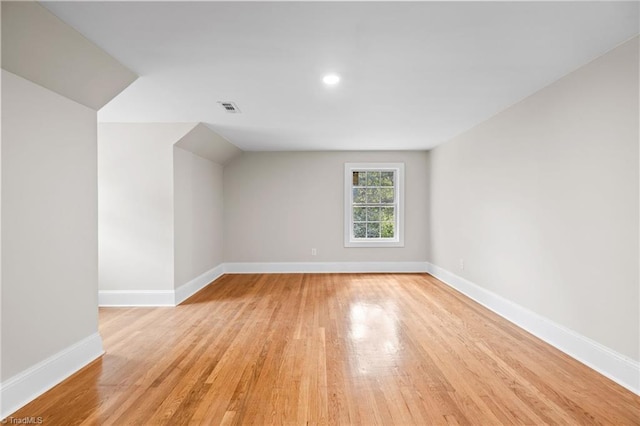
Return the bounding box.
[425,262,640,395]
[174,264,225,305]
[223,261,428,274]
[98,289,174,307]
[99,264,225,307]
[99,263,426,307]
[0,332,104,419]
[95,260,639,395]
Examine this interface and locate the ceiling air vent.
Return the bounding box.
[218,101,241,113]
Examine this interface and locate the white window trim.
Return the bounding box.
[344,162,405,248]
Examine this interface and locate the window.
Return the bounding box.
[344,162,404,247]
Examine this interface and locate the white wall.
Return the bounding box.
[1,70,99,379]
[98,123,193,291]
[428,37,639,361]
[1,3,4,383]
[1,2,135,416]
[174,147,224,288]
[224,151,429,263]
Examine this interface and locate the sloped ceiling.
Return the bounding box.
[2,2,137,110]
[175,123,242,165]
[43,1,639,150]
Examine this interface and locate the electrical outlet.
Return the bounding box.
[311,248,317,256]
[459,259,465,270]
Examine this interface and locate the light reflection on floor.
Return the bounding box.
[348,301,400,377]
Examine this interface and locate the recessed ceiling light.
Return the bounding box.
[322,74,340,85]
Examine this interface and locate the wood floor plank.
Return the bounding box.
[5,273,640,425]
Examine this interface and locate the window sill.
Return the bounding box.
[345,240,405,248]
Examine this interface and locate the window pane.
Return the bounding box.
[366,188,381,203]
[380,172,394,186]
[367,171,380,186]
[381,222,394,238]
[366,207,380,221]
[346,163,403,247]
[353,207,367,221]
[353,188,366,203]
[353,171,367,186]
[367,222,380,238]
[354,223,366,238]
[381,207,394,222]
[380,187,394,203]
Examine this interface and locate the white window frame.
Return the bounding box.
[344,162,405,248]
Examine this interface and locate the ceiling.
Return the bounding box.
[43,1,638,151]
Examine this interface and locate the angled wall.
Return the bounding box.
[98,122,240,306]
[1,2,136,417]
[1,69,102,415]
[174,123,240,296]
[428,37,639,389]
[173,148,224,293]
[98,123,194,299]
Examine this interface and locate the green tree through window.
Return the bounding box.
[345,163,404,247]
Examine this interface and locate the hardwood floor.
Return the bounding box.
[8,273,640,425]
